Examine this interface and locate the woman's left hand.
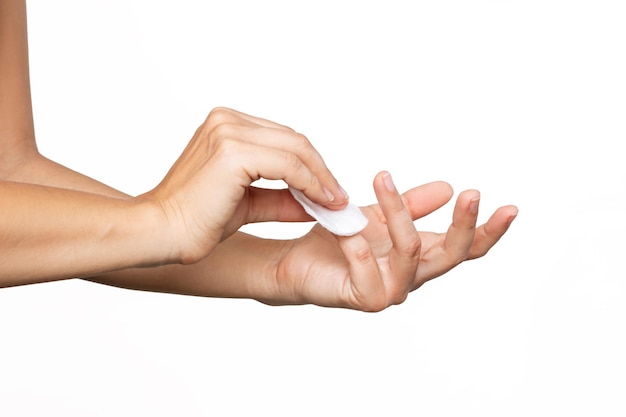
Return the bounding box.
[265,172,518,311]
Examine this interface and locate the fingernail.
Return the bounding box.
[324,187,335,202]
[507,208,519,227]
[382,172,395,192]
[469,196,480,214]
[339,185,349,200]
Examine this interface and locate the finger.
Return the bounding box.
[401,181,454,220]
[221,107,297,131]
[441,189,481,263]
[370,181,453,224]
[246,188,314,223]
[468,205,518,259]
[217,124,348,208]
[373,172,420,302]
[223,141,335,207]
[336,234,387,312]
[206,107,295,131]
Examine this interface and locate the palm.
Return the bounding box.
[275,180,517,311]
[277,208,396,309]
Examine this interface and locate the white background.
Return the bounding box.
[1,0,624,415]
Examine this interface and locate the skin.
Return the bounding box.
[0,0,517,311]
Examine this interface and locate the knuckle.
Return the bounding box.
[446,250,469,266]
[385,280,411,306]
[295,133,321,163]
[284,152,304,172]
[401,236,422,261]
[307,170,320,190]
[354,246,374,265]
[390,291,409,306]
[211,136,239,160]
[390,201,408,217]
[472,247,489,259]
[370,296,390,313]
[206,107,233,128]
[208,122,237,142]
[293,132,312,150]
[362,295,388,313]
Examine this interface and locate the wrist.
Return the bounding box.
[129,195,179,267]
[198,232,292,302]
[250,237,303,306]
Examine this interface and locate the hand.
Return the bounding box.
[143,107,348,264]
[268,172,518,311]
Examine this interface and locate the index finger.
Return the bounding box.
[373,172,421,304]
[228,124,349,209]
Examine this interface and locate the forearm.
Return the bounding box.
[0,180,170,286]
[6,154,285,301]
[4,153,131,198]
[93,232,287,302]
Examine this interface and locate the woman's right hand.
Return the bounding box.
[142,107,349,265]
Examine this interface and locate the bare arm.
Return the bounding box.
[0,0,38,174]
[3,151,518,311]
[5,153,286,301]
[0,0,517,310]
[0,0,239,288]
[1,0,347,290]
[0,180,172,286]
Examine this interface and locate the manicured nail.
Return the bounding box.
[382,172,395,192]
[339,185,349,200]
[324,187,335,202]
[469,195,480,215]
[507,208,519,227]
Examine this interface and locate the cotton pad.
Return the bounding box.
[288,187,368,236]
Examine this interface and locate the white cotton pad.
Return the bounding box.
[288,187,369,236]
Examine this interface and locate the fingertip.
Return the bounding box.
[505,205,519,227]
[469,191,481,215]
[454,189,481,218]
[323,186,350,210]
[373,170,388,184]
[373,172,408,220]
[382,172,396,192]
[373,170,399,196]
[493,204,518,221]
[323,187,337,203]
[302,177,348,210]
[434,181,454,200]
[459,189,481,201]
[338,184,349,201]
[323,200,350,210]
